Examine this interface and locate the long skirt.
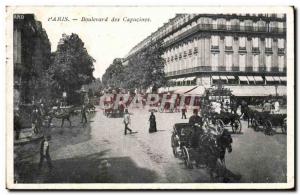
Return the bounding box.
[149,121,157,133]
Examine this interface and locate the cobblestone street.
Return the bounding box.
[14,106,287,183]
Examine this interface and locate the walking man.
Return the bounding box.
[123,109,133,135]
[39,135,53,171]
[81,104,88,124]
[181,104,187,119]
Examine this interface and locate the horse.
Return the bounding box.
[49,106,77,127]
[197,129,233,181]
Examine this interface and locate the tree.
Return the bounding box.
[102,58,124,88]
[50,33,95,104]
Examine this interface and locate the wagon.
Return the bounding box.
[208,111,242,134]
[249,106,287,135]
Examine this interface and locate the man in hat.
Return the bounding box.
[189,109,203,148]
[123,109,133,135]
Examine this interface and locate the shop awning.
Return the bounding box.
[184,76,196,81]
[173,86,197,94]
[238,76,248,82]
[220,76,227,80]
[276,86,287,96]
[176,78,185,82]
[253,76,263,82]
[265,76,274,81]
[227,76,235,80]
[279,76,287,82]
[228,86,276,96]
[247,76,255,81]
[184,86,206,96]
[273,76,281,81]
[212,76,220,80]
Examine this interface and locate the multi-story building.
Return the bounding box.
[13,14,51,105]
[124,13,287,97]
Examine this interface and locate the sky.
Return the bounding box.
[10,6,179,79]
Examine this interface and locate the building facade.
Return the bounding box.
[13,14,51,104]
[124,14,287,96]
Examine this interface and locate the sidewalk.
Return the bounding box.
[14,128,44,145]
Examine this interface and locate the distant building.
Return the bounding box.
[124,14,287,97]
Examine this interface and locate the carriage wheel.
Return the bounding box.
[252,119,259,131]
[281,118,287,134]
[216,119,225,134]
[232,119,242,133]
[264,120,273,135]
[182,146,193,169]
[171,133,179,158]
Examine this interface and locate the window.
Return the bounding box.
[278,56,285,71]
[239,55,246,71]
[240,21,245,31]
[225,54,232,70]
[211,36,219,46]
[239,37,246,47]
[253,37,259,48]
[225,36,233,47]
[265,38,272,48]
[278,38,285,49]
[212,20,217,29]
[253,55,259,71]
[266,55,272,71]
[211,53,219,70]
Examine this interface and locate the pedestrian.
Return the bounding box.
[14,111,21,140]
[31,107,39,134]
[181,104,187,119]
[39,135,53,171]
[123,109,133,135]
[149,112,157,133]
[81,104,88,124]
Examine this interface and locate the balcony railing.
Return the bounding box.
[164,23,286,47]
[165,65,286,77]
[265,48,273,54]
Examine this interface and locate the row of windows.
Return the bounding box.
[165,47,284,62]
[165,54,286,73]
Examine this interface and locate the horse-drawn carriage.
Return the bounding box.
[248,106,287,135]
[171,123,233,173]
[201,87,242,134]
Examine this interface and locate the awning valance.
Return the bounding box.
[176,78,185,82]
[238,76,248,82]
[273,76,281,81]
[276,86,287,96]
[254,76,263,82]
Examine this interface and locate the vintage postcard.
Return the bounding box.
[6,6,295,190]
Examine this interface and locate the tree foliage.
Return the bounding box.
[102,41,166,92]
[50,33,95,104]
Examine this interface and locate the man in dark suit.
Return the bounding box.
[189,109,203,148]
[39,135,53,171]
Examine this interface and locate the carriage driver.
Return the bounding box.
[189,109,203,148]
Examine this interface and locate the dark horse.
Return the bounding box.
[49,106,77,127]
[197,129,233,181]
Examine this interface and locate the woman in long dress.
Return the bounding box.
[149,112,157,133]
